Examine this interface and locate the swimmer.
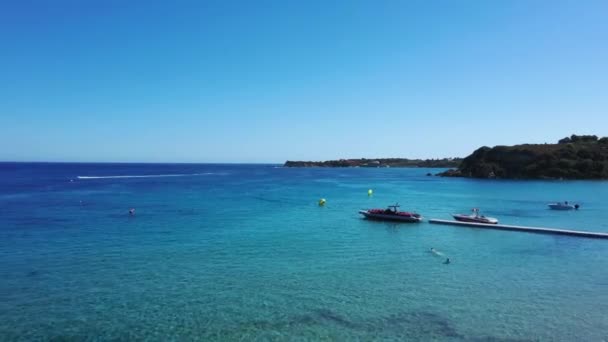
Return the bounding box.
[129,208,135,215]
[444,258,451,264]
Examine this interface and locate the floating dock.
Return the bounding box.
[428,219,608,239]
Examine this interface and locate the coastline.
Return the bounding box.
[284,158,461,168]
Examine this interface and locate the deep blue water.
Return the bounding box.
[1,162,607,341]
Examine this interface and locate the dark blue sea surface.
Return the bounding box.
[1,163,607,340]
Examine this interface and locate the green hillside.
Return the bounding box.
[439,135,608,179]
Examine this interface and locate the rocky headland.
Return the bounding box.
[438,135,608,179]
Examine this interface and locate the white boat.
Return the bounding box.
[548,202,579,210]
[452,208,498,224]
[359,204,423,223]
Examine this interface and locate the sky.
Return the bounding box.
[1,0,607,163]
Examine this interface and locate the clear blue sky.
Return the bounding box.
[1,0,607,163]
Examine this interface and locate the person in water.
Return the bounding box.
[129,208,135,215]
[444,258,451,264]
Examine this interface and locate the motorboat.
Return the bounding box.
[359,204,423,223]
[452,208,498,224]
[548,202,579,210]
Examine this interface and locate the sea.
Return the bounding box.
[1,162,607,341]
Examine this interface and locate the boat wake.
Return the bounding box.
[430,249,444,257]
[77,173,217,180]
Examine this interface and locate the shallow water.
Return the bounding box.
[1,163,607,340]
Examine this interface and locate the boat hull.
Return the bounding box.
[452,214,498,224]
[548,204,576,210]
[359,210,423,223]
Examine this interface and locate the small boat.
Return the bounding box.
[359,204,423,223]
[452,208,498,224]
[548,202,580,210]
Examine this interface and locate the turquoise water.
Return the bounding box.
[1,163,607,341]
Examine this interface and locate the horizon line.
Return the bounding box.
[0,156,464,165]
[0,161,282,165]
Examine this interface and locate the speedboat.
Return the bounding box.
[548,202,579,210]
[452,208,498,224]
[359,204,423,223]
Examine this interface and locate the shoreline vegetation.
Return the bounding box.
[438,135,608,179]
[284,135,608,180]
[283,158,462,168]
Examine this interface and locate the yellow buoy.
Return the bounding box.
[318,198,326,206]
[368,189,373,196]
